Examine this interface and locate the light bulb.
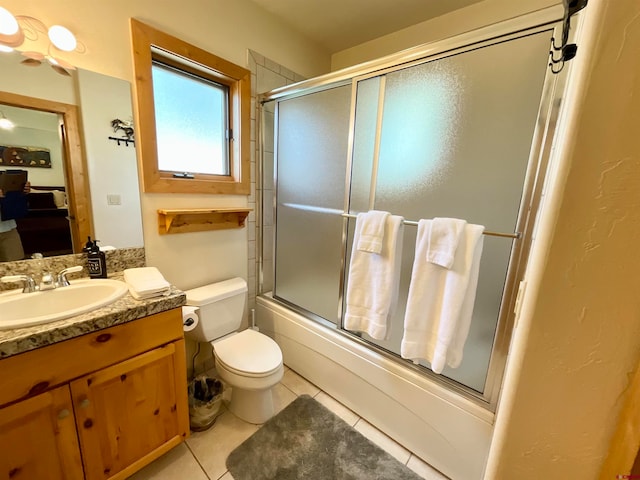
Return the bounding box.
[0,7,19,35]
[0,113,14,130]
[0,6,23,49]
[48,25,76,52]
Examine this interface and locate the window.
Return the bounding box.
[152,61,230,176]
[130,19,250,194]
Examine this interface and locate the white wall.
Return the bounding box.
[0,106,66,187]
[2,0,331,290]
[3,0,329,87]
[485,0,640,477]
[0,52,76,104]
[76,69,144,249]
[331,0,560,70]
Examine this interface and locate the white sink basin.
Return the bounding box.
[0,279,129,330]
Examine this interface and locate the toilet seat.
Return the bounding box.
[213,329,282,378]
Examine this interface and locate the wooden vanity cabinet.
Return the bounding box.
[0,308,189,480]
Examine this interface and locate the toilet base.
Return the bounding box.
[227,387,275,424]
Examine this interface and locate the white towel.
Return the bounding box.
[426,217,466,269]
[401,220,484,374]
[344,214,404,340]
[123,267,171,300]
[356,210,390,254]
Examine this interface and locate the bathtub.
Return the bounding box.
[256,294,494,480]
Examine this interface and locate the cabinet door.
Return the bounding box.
[0,385,84,480]
[71,340,189,480]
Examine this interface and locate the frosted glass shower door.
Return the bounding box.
[273,85,352,322]
[346,31,552,392]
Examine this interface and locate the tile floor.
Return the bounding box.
[129,366,449,480]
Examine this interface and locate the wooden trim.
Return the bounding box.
[0,308,183,408]
[130,18,251,195]
[106,436,184,480]
[0,91,94,253]
[157,207,251,234]
[599,362,640,479]
[82,342,177,385]
[172,338,190,441]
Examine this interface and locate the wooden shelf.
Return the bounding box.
[157,208,252,235]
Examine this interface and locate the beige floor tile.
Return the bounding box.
[127,443,207,480]
[314,391,359,426]
[272,381,297,415]
[186,410,259,480]
[354,418,411,464]
[407,455,450,479]
[280,368,320,397]
[218,472,235,480]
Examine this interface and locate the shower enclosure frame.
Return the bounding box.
[257,5,570,412]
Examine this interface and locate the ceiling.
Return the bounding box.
[248,0,487,53]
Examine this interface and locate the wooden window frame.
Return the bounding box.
[130,19,250,195]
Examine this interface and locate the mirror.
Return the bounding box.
[0,51,144,262]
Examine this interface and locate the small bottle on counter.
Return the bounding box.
[83,236,94,254]
[85,236,107,279]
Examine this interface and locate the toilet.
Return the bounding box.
[184,278,283,424]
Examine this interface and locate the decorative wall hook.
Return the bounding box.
[108,118,135,146]
[549,0,588,74]
[111,118,134,139]
[108,136,135,147]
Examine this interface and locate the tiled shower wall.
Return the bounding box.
[247,51,305,311]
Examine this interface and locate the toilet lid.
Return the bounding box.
[214,329,282,375]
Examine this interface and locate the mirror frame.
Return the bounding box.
[0,90,93,254]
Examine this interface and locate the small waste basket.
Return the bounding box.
[188,374,224,431]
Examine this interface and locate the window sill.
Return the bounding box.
[157,208,252,235]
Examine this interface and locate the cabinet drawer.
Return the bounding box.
[0,308,183,408]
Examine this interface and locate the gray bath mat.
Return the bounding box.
[226,394,424,480]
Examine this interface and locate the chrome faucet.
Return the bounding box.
[0,274,38,293]
[56,266,83,287]
[0,266,83,293]
[39,271,56,291]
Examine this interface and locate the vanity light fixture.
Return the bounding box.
[0,5,84,76]
[0,110,14,130]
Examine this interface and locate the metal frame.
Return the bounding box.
[258,5,570,411]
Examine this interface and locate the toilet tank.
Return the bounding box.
[184,278,247,343]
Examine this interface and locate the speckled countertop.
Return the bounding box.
[0,273,186,359]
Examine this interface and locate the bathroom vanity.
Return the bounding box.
[0,282,188,480]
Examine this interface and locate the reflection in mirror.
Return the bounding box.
[0,91,91,260]
[0,51,144,263]
[0,104,72,259]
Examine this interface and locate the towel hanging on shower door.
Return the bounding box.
[401,219,484,374]
[344,211,404,341]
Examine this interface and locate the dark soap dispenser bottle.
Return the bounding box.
[85,237,107,279]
